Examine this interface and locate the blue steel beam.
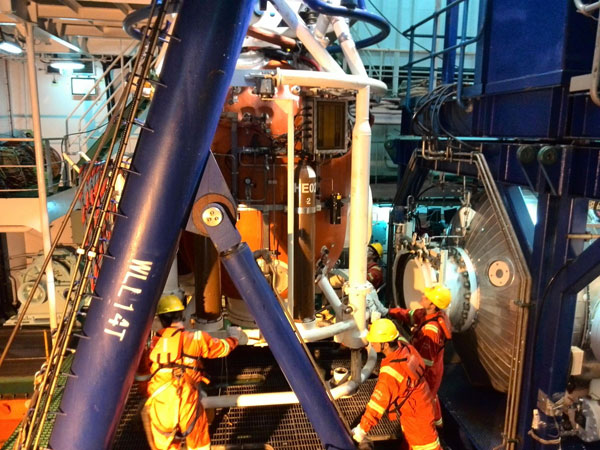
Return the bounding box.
[390,149,600,449]
[50,1,255,448]
[441,0,458,85]
[388,143,600,200]
[565,238,600,295]
[203,203,355,450]
[518,195,588,449]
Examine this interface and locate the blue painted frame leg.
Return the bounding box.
[203,203,355,450]
[518,195,588,449]
[50,1,255,449]
[442,0,459,85]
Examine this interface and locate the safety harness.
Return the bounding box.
[414,312,451,339]
[389,344,426,419]
[147,327,208,439]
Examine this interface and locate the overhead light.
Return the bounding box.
[50,61,85,71]
[0,29,22,55]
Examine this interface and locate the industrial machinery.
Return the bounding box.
[9,248,76,326]
[2,0,600,449]
[385,0,600,448]
[1,1,391,449]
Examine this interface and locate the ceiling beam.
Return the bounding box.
[56,17,123,27]
[73,0,150,4]
[36,5,126,21]
[57,0,82,14]
[115,4,133,15]
[33,25,88,53]
[0,0,29,21]
[0,13,19,23]
[62,24,130,38]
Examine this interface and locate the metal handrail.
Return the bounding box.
[76,67,131,144]
[78,83,124,150]
[64,41,138,156]
[589,12,600,106]
[402,0,485,111]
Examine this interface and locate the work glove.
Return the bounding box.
[227,326,248,345]
[351,425,366,443]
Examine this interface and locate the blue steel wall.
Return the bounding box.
[484,0,595,94]
[473,0,599,138]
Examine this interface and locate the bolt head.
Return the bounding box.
[202,207,223,226]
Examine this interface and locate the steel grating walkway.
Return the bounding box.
[1,354,73,450]
[114,343,402,449]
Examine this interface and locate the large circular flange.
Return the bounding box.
[444,247,479,332]
[394,252,437,310]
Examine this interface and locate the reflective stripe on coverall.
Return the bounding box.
[146,327,238,450]
[389,308,452,425]
[359,342,441,450]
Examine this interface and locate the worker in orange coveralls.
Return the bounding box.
[388,284,452,427]
[141,295,246,450]
[352,318,441,450]
[367,242,384,290]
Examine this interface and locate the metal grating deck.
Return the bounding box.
[1,354,73,450]
[114,343,402,449]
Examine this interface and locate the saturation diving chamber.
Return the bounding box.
[392,176,527,393]
[148,0,388,411]
[391,152,600,444]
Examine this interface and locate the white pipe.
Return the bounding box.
[317,275,343,317]
[274,68,388,96]
[201,346,377,409]
[345,86,372,349]
[330,346,377,397]
[270,0,345,74]
[313,15,331,48]
[272,73,384,348]
[574,0,600,15]
[286,98,295,316]
[26,22,57,333]
[269,97,296,316]
[298,319,356,342]
[330,16,367,77]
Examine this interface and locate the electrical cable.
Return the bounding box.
[60,121,110,164]
[366,0,436,57]
[302,0,390,52]
[410,82,478,152]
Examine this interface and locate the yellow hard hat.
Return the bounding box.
[424,285,451,310]
[368,242,383,259]
[156,295,185,315]
[366,318,399,343]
